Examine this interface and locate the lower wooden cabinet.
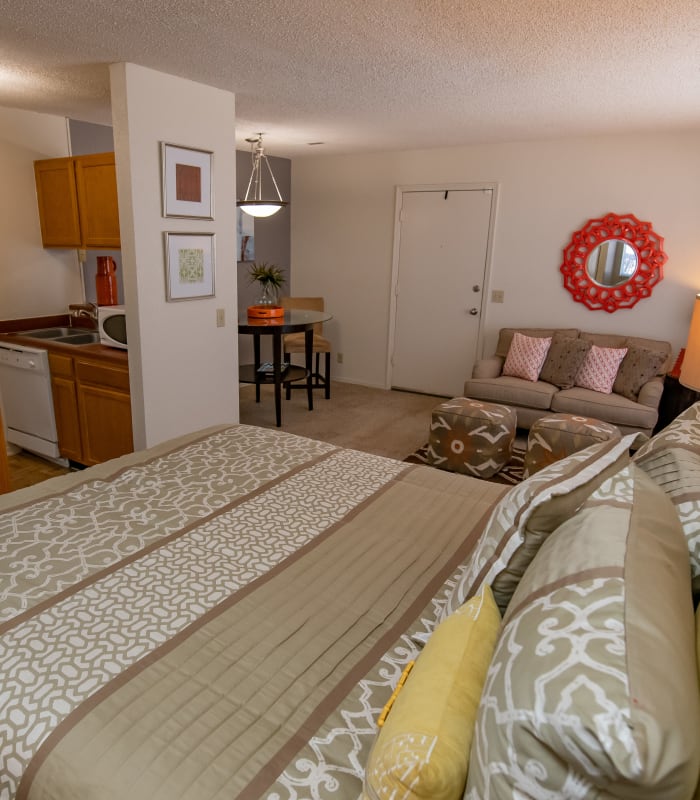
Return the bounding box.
[49,352,133,466]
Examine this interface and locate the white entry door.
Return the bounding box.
[390,187,494,396]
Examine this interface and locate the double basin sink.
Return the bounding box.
[17,327,101,346]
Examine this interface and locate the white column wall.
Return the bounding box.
[291,131,700,388]
[110,63,238,448]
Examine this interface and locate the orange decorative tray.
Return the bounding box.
[247,304,284,319]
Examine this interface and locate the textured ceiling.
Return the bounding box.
[1,0,699,157]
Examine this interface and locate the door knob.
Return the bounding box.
[469,308,479,316]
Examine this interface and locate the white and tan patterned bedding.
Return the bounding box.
[0,424,507,800]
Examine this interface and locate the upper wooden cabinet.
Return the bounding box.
[34,152,121,249]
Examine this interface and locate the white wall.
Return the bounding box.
[110,64,238,448]
[291,131,700,388]
[0,107,83,319]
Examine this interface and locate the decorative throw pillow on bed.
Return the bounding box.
[633,399,700,460]
[465,464,700,800]
[612,345,668,400]
[634,445,700,595]
[441,432,640,616]
[362,585,501,800]
[538,337,591,389]
[501,332,552,382]
[574,344,628,393]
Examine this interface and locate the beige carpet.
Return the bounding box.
[238,381,447,460]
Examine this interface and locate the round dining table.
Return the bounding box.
[238,309,332,427]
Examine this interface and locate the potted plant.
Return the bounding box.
[248,262,286,305]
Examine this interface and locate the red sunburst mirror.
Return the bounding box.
[559,213,668,313]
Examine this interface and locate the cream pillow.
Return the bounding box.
[362,585,501,800]
[443,433,638,616]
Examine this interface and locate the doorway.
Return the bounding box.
[388,184,496,397]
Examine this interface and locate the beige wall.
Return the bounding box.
[291,131,700,388]
[110,64,238,448]
[0,107,83,319]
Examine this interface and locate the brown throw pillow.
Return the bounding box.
[612,346,667,400]
[539,338,591,389]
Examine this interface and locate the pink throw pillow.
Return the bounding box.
[575,345,628,394]
[502,333,552,382]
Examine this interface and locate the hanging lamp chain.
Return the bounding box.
[242,134,284,204]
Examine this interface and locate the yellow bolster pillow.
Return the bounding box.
[362,584,501,800]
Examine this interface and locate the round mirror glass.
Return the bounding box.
[586,239,638,287]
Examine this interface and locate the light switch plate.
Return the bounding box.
[216,308,225,327]
[491,290,505,303]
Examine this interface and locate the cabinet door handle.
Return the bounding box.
[469,308,479,316]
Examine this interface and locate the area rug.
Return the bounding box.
[404,443,525,485]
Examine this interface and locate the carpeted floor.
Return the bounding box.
[404,442,526,485]
[239,380,447,460]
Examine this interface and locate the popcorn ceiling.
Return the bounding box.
[0,0,698,155]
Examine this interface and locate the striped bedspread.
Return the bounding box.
[0,424,506,800]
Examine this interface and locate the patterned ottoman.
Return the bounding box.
[523,413,621,477]
[427,398,517,478]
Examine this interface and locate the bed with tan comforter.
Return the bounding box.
[0,424,507,800]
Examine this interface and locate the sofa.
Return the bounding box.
[464,327,673,436]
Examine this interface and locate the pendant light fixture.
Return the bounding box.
[237,133,288,218]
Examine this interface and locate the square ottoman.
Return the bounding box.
[427,398,517,478]
[523,413,621,477]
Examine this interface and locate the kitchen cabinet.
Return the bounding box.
[49,351,133,466]
[34,152,120,249]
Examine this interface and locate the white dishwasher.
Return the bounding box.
[0,343,66,464]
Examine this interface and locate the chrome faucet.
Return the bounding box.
[69,303,98,326]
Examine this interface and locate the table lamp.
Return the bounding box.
[680,292,700,391]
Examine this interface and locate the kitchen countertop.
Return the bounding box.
[0,315,127,365]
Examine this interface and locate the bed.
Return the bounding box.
[0,424,507,800]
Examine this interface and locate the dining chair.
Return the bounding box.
[280,296,331,399]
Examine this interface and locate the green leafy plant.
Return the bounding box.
[248,262,286,289]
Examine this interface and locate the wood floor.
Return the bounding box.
[6,451,71,492]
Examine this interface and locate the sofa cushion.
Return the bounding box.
[494,328,579,359]
[552,385,659,430]
[464,375,557,411]
[625,335,673,373]
[442,433,636,615]
[502,332,552,381]
[579,331,628,348]
[362,585,501,800]
[465,464,700,800]
[613,345,668,400]
[574,344,628,393]
[539,337,591,389]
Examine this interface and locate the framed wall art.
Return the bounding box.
[161,142,214,219]
[164,232,215,301]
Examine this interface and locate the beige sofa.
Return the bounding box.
[464,327,673,436]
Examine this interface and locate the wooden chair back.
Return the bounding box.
[280,296,325,336]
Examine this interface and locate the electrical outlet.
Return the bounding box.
[216,308,225,327]
[337,352,343,364]
[491,290,505,303]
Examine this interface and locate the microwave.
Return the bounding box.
[98,305,128,350]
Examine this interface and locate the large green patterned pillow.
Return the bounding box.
[465,464,700,799]
[442,433,638,616]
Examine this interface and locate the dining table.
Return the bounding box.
[238,308,332,427]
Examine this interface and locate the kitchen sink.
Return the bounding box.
[52,332,101,345]
[17,327,100,345]
[18,327,75,338]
